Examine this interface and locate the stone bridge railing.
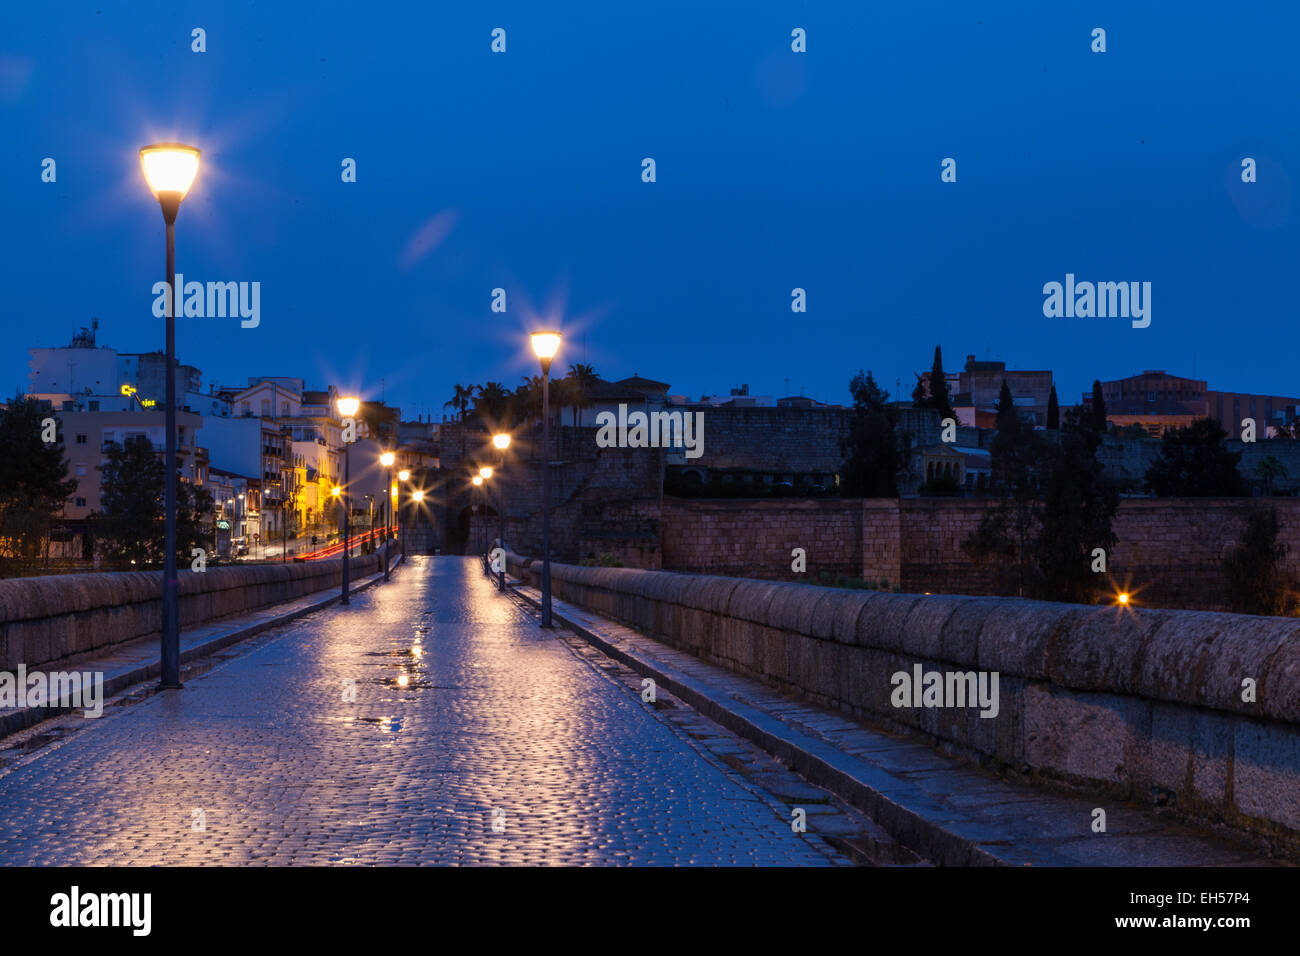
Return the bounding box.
[0,553,386,673]
[506,553,1300,850]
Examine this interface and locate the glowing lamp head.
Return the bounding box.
[493,433,511,450]
[479,466,493,480]
[530,331,561,361]
[331,486,341,497]
[336,396,361,418]
[398,470,410,482]
[412,490,424,502]
[472,476,483,487]
[1118,592,1130,605]
[380,452,396,467]
[139,144,201,199]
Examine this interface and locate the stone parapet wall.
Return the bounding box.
[506,554,1300,850]
[0,555,383,672]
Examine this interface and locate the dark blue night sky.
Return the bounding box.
[4,1,1298,416]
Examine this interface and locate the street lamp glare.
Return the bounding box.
[479,466,493,480]
[331,486,341,497]
[472,475,483,486]
[139,144,201,199]
[530,331,562,360]
[380,452,396,467]
[337,396,361,418]
[493,433,511,450]
[412,490,424,502]
[398,470,410,482]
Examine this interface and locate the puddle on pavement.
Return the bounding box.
[352,715,404,733]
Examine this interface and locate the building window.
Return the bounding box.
[242,401,251,416]
[261,399,271,416]
[75,464,87,476]
[75,497,86,507]
[88,400,100,411]
[76,434,87,444]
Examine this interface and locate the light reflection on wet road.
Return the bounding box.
[0,556,841,865]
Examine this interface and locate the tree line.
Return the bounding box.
[0,391,213,576]
[840,347,1294,611]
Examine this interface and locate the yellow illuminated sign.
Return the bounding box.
[120,384,157,408]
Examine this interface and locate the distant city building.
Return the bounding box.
[953,355,1054,427]
[1082,370,1300,437]
[57,409,206,520]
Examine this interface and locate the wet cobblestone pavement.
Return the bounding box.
[0,556,854,865]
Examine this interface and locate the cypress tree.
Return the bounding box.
[1046,385,1060,430]
[1090,380,1107,433]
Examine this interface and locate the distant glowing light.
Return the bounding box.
[337,396,361,418]
[479,466,493,480]
[380,452,395,467]
[493,433,511,450]
[1118,592,1130,605]
[397,675,409,687]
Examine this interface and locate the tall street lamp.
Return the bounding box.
[140,142,201,690]
[492,432,510,590]
[471,474,484,556]
[478,466,494,561]
[380,451,395,580]
[530,330,561,627]
[397,469,410,557]
[337,396,360,604]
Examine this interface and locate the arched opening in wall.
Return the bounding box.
[454,504,500,554]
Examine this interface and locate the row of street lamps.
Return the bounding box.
[139,141,561,684]
[467,331,560,625]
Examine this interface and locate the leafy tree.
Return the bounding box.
[1145,418,1249,496]
[1033,408,1119,602]
[840,371,904,497]
[1222,505,1294,615]
[1119,423,1150,439]
[1046,385,1059,430]
[966,381,1047,594]
[1252,455,1288,496]
[0,392,78,572]
[966,394,1118,602]
[1090,380,1107,433]
[92,438,213,568]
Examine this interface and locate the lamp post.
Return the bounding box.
[492,433,510,590]
[337,396,360,604]
[530,330,561,627]
[380,451,395,580]
[471,474,484,556]
[478,466,493,563]
[398,469,410,559]
[140,142,201,690]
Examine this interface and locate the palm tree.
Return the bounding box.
[443,384,479,424]
[474,381,512,429]
[1253,455,1288,496]
[564,363,601,429]
[515,375,544,426]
